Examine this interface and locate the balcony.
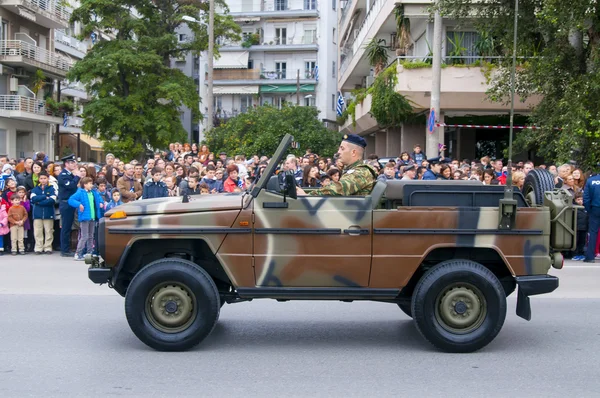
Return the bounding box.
[61,115,84,133]
[0,0,70,29]
[394,57,541,112]
[220,35,318,52]
[213,69,261,80]
[61,81,88,100]
[55,30,87,59]
[0,95,62,124]
[228,0,318,18]
[0,40,72,77]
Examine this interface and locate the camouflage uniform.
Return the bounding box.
[309,160,377,196]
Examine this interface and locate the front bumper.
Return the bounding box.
[515,275,559,321]
[86,254,112,285]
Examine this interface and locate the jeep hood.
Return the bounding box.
[105,193,245,217]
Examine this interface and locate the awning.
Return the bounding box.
[233,17,260,22]
[213,85,259,95]
[214,51,249,69]
[259,84,316,93]
[79,134,103,151]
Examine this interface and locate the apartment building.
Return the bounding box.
[337,0,539,161]
[189,0,338,142]
[0,0,74,159]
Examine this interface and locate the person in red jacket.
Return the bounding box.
[223,164,245,193]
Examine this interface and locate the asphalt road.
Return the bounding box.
[0,255,599,397]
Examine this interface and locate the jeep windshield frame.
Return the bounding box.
[250,133,294,198]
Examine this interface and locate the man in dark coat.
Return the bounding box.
[57,154,80,257]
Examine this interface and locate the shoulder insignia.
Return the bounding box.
[346,169,355,174]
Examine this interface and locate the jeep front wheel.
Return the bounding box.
[411,260,507,353]
[125,258,220,351]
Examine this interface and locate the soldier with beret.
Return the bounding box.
[57,154,80,257]
[297,134,377,196]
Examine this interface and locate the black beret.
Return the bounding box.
[61,154,76,163]
[403,164,416,172]
[427,157,441,165]
[342,134,367,148]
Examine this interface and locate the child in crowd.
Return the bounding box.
[2,178,17,203]
[199,183,210,195]
[7,195,27,255]
[16,186,32,252]
[0,201,8,255]
[96,177,111,203]
[573,192,588,261]
[181,176,200,196]
[68,177,104,261]
[30,172,56,254]
[320,174,332,187]
[105,188,123,212]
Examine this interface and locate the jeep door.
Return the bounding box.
[253,189,372,287]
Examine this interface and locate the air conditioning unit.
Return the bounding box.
[9,77,18,92]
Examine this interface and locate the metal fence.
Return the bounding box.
[0,95,53,115]
[0,40,72,71]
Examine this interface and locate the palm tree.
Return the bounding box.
[365,38,389,75]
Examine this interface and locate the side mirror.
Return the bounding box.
[283,171,297,200]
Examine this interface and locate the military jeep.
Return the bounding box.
[89,134,574,353]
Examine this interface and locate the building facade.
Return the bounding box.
[0,0,73,160]
[190,0,339,142]
[337,0,540,161]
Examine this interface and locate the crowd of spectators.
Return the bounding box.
[0,141,594,261]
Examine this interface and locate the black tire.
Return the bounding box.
[125,258,220,351]
[523,168,555,206]
[411,260,507,353]
[397,302,412,318]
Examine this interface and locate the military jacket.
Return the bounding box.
[309,160,377,196]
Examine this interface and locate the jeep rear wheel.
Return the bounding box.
[125,258,220,351]
[411,260,507,353]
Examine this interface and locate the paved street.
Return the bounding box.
[0,255,599,397]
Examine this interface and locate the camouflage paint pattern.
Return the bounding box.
[309,160,377,196]
[102,183,556,290]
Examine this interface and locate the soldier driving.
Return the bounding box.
[296,134,377,196]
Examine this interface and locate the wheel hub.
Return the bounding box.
[435,284,487,334]
[146,283,196,333]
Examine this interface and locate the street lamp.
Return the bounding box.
[181,0,214,142]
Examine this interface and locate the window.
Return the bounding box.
[275,62,287,79]
[275,28,287,45]
[332,61,336,78]
[0,20,8,41]
[248,59,254,69]
[275,96,285,109]
[0,129,6,155]
[332,94,335,111]
[241,95,253,112]
[304,0,316,10]
[305,61,316,78]
[178,34,187,42]
[445,31,480,64]
[303,28,316,44]
[304,95,316,107]
[213,96,222,112]
[275,0,287,11]
[332,0,336,10]
[333,28,336,44]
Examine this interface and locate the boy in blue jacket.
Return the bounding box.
[30,172,56,254]
[68,177,104,261]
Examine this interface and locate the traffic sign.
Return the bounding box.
[428,109,436,134]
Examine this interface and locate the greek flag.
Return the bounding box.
[91,32,97,44]
[313,65,319,82]
[63,113,68,127]
[336,91,346,116]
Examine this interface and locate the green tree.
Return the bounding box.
[204,105,341,157]
[70,0,241,160]
[438,0,600,169]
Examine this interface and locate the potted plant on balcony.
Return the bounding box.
[364,38,389,75]
[394,5,412,57]
[30,69,46,100]
[45,97,75,116]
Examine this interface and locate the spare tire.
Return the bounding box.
[523,168,555,206]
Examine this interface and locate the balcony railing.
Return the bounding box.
[0,40,72,71]
[55,30,87,53]
[28,0,70,20]
[223,35,318,47]
[340,0,353,27]
[350,0,385,56]
[263,0,318,11]
[260,69,317,80]
[0,95,55,116]
[66,115,84,127]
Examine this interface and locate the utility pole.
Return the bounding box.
[296,69,300,105]
[426,6,443,159]
[205,0,214,138]
[54,80,61,160]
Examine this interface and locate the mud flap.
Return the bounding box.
[515,275,559,321]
